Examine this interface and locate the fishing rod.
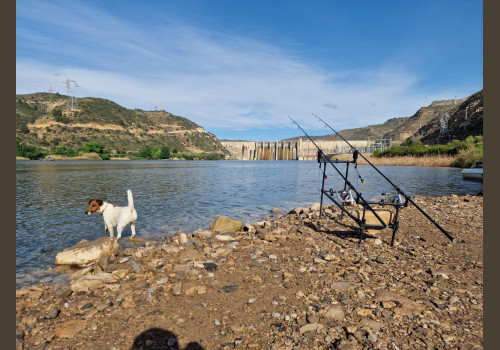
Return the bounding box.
[288,116,388,228]
[312,113,456,243]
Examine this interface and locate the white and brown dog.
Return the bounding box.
[85,190,137,239]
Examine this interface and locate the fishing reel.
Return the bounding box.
[330,188,355,206]
[380,192,404,205]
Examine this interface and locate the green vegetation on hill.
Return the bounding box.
[372,136,483,168]
[16,138,111,160]
[16,137,48,160]
[15,93,229,159]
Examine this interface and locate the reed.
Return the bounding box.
[357,155,455,167]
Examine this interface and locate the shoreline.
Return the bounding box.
[16,195,483,349]
[17,155,462,167]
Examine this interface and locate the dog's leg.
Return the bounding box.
[130,222,136,238]
[108,225,114,237]
[116,225,125,240]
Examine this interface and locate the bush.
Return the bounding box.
[137,146,160,160]
[451,148,483,168]
[450,138,483,168]
[78,142,110,160]
[51,146,78,157]
[159,146,170,159]
[80,142,105,154]
[18,123,30,134]
[100,153,111,160]
[55,114,71,124]
[52,108,63,117]
[174,152,225,160]
[372,139,474,158]
[16,138,48,160]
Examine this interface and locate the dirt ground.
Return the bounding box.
[16,195,483,350]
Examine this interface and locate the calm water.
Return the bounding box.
[16,160,482,287]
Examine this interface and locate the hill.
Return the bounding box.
[417,90,483,145]
[284,91,482,145]
[16,93,228,156]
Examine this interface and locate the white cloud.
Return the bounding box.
[16,1,436,137]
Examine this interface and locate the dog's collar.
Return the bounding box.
[101,203,110,215]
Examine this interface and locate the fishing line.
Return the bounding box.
[354,162,365,184]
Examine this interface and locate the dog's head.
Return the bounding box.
[85,199,104,215]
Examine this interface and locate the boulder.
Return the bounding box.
[192,229,214,239]
[354,209,394,235]
[310,202,321,211]
[55,237,119,267]
[215,234,239,241]
[177,230,188,244]
[209,216,244,232]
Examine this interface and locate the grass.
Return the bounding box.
[358,155,455,167]
[327,153,457,167]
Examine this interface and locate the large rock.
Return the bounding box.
[55,237,119,267]
[325,305,345,321]
[209,216,244,232]
[354,209,394,235]
[53,320,87,338]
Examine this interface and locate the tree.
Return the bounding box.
[80,142,110,160]
[152,148,161,160]
[16,137,48,159]
[138,146,157,159]
[81,142,105,154]
[159,146,170,159]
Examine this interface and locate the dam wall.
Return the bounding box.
[220,138,373,160]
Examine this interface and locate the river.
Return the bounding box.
[16,160,482,288]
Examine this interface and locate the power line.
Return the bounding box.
[62,79,80,110]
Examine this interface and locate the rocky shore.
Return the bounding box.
[16,195,483,350]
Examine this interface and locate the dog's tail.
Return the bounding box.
[127,190,134,210]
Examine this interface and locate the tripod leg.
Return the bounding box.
[391,207,401,246]
[359,225,365,244]
[390,221,399,246]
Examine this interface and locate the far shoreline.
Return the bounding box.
[17,154,462,167]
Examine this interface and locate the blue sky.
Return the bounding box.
[16,0,483,141]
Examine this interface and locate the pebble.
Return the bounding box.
[156,277,169,285]
[16,195,483,350]
[203,262,218,271]
[219,285,238,293]
[368,332,378,342]
[129,260,141,273]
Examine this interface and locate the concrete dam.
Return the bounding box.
[220,138,376,160]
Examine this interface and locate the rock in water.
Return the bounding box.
[177,230,188,244]
[209,216,244,232]
[55,237,119,267]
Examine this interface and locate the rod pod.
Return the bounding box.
[312,113,455,243]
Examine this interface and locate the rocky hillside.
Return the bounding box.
[417,90,483,145]
[289,91,482,145]
[16,93,228,155]
[382,98,466,143]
